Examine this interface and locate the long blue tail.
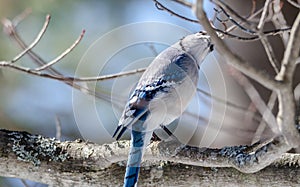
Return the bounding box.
[124,129,152,187]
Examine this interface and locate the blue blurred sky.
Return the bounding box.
[0,0,215,141]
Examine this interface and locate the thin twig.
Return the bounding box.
[12,8,32,25]
[153,0,199,23]
[10,15,51,63]
[257,0,280,74]
[215,3,256,35]
[153,0,290,42]
[213,0,255,26]
[276,12,300,82]
[184,109,262,139]
[35,30,85,71]
[20,179,30,187]
[1,15,113,103]
[171,0,192,8]
[216,27,290,41]
[214,0,288,57]
[257,0,270,30]
[242,102,257,134]
[195,0,282,91]
[252,91,277,144]
[259,36,280,73]
[71,68,146,82]
[228,67,279,135]
[146,43,159,56]
[55,115,62,141]
[196,88,249,112]
[272,0,290,47]
[195,87,263,128]
[0,61,146,82]
[286,0,300,9]
[225,7,263,33]
[249,0,257,17]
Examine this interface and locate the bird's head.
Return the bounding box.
[179,31,213,63]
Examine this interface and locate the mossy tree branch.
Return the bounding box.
[1,129,300,186]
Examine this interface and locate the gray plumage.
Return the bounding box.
[113,31,213,187]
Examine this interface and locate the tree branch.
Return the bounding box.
[274,12,300,147]
[287,0,300,8]
[1,14,50,63]
[195,0,282,91]
[276,12,300,82]
[228,67,279,135]
[0,129,299,186]
[154,0,291,42]
[34,29,85,71]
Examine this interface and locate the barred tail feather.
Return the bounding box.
[124,129,152,187]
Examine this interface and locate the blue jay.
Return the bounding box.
[113,32,213,187]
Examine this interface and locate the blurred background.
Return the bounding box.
[0,0,299,186]
[0,0,205,140]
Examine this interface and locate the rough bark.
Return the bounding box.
[0,129,299,186]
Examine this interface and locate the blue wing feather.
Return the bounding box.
[113,51,198,187]
[112,75,176,140]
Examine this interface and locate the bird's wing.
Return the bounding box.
[112,85,151,140]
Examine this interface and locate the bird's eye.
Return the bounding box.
[209,44,214,52]
[198,31,207,35]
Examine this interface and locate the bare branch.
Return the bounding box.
[170,0,192,8]
[11,8,32,26]
[20,179,30,187]
[55,115,62,140]
[145,43,159,56]
[252,91,277,144]
[213,0,256,34]
[196,88,249,112]
[153,0,290,42]
[276,12,300,82]
[195,0,282,91]
[213,0,291,43]
[0,60,146,83]
[259,36,280,73]
[257,0,271,30]
[225,7,263,33]
[249,0,257,17]
[213,27,291,41]
[274,11,300,145]
[4,15,51,63]
[286,0,300,8]
[272,0,290,46]
[276,90,300,147]
[257,0,280,74]
[229,67,279,135]
[153,0,199,23]
[195,0,300,170]
[1,14,113,103]
[71,67,146,82]
[35,30,85,71]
